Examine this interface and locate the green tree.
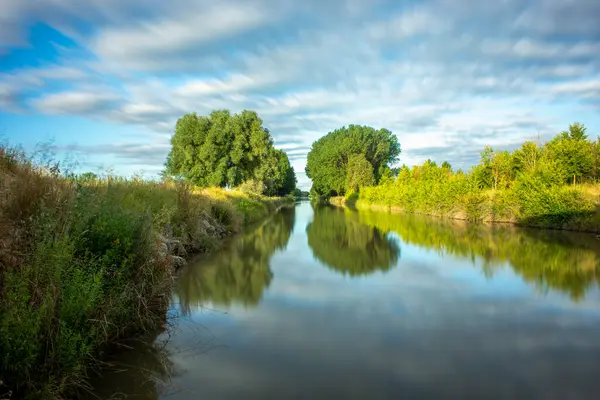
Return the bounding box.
[165,110,277,189]
[273,150,297,196]
[472,146,495,189]
[545,125,594,184]
[305,125,400,196]
[346,154,376,193]
[77,172,98,182]
[560,122,588,141]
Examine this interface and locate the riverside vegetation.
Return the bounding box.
[307,122,600,232]
[0,109,296,399]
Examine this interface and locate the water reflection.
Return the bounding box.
[358,210,600,300]
[176,207,295,312]
[306,204,400,276]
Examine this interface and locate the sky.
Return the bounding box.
[1,0,599,189]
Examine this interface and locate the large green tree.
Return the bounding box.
[305,125,401,196]
[165,109,296,194]
[346,153,375,193]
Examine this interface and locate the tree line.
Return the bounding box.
[165,109,297,196]
[306,122,600,230]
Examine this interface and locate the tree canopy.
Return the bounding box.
[165,109,296,195]
[305,125,401,196]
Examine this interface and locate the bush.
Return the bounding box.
[238,179,266,196]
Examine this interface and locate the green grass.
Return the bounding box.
[0,146,291,399]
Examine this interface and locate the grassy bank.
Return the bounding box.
[0,147,291,399]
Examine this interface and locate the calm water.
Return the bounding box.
[89,201,600,399]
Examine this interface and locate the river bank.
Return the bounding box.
[0,147,292,399]
[329,183,600,233]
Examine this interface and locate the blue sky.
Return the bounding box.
[1,0,600,189]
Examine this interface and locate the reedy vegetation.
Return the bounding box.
[0,146,292,399]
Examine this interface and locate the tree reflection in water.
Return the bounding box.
[176,207,295,313]
[306,204,401,276]
[357,210,600,301]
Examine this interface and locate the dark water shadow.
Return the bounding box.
[81,327,177,400]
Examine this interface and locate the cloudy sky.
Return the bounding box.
[1,0,599,189]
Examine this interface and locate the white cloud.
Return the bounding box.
[32,90,122,115]
[91,2,271,70]
[550,79,600,99]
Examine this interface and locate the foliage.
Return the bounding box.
[165,109,296,195]
[306,124,400,196]
[346,153,375,193]
[306,204,400,276]
[238,179,266,196]
[0,146,292,399]
[255,148,297,196]
[356,123,600,231]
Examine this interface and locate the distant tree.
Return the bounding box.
[424,159,437,168]
[441,161,452,170]
[593,137,600,181]
[305,125,401,196]
[253,148,296,196]
[560,122,588,141]
[274,150,297,196]
[512,141,541,173]
[78,172,98,182]
[472,146,495,189]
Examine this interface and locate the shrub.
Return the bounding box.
[238,179,266,196]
